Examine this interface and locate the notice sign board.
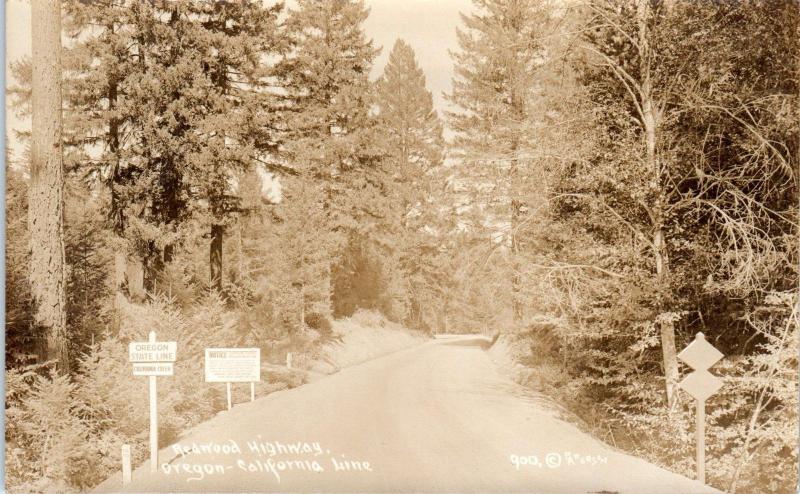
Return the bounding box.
[129,341,177,363]
[133,362,174,376]
[205,348,261,383]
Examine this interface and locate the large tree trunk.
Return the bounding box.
[638,0,679,409]
[113,252,126,331]
[210,224,224,292]
[108,31,127,331]
[654,226,679,409]
[126,257,146,302]
[29,0,68,372]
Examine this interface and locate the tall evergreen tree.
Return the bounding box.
[446,0,553,325]
[280,0,383,318]
[60,1,148,309]
[374,39,445,326]
[376,39,443,203]
[64,0,284,294]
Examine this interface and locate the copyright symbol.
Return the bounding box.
[545,453,562,469]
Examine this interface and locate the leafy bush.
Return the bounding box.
[305,312,332,335]
[6,365,104,493]
[5,166,36,367]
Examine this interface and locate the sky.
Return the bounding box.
[4,0,473,160]
[364,0,472,110]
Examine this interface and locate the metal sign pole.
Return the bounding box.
[227,382,232,410]
[697,399,705,484]
[677,332,723,487]
[250,382,255,402]
[148,331,158,472]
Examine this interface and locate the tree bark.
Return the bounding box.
[210,224,224,292]
[113,252,126,331]
[108,26,127,330]
[509,77,526,325]
[126,257,146,302]
[638,0,679,409]
[237,218,244,280]
[292,278,306,328]
[29,0,68,372]
[511,198,524,323]
[654,226,679,409]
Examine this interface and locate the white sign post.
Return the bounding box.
[121,444,132,485]
[129,331,177,472]
[678,332,724,485]
[205,348,261,409]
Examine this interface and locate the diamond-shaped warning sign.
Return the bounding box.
[678,332,723,371]
[679,369,724,402]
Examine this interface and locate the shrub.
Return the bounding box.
[6,366,104,493]
[5,295,248,493]
[305,312,332,335]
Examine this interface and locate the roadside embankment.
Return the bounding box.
[295,310,429,377]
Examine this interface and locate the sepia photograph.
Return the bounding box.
[3,0,798,493]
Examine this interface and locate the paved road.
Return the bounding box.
[96,336,720,493]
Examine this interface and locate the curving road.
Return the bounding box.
[95,335,721,493]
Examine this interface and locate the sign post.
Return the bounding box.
[205,348,261,410]
[696,398,705,484]
[121,445,132,484]
[129,331,177,472]
[149,361,157,472]
[677,332,724,485]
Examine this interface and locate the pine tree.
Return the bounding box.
[175,1,284,293]
[60,1,147,312]
[278,175,337,327]
[29,0,68,371]
[6,160,34,366]
[281,0,382,224]
[63,1,284,294]
[374,39,445,326]
[376,39,443,204]
[446,0,553,325]
[280,0,383,317]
